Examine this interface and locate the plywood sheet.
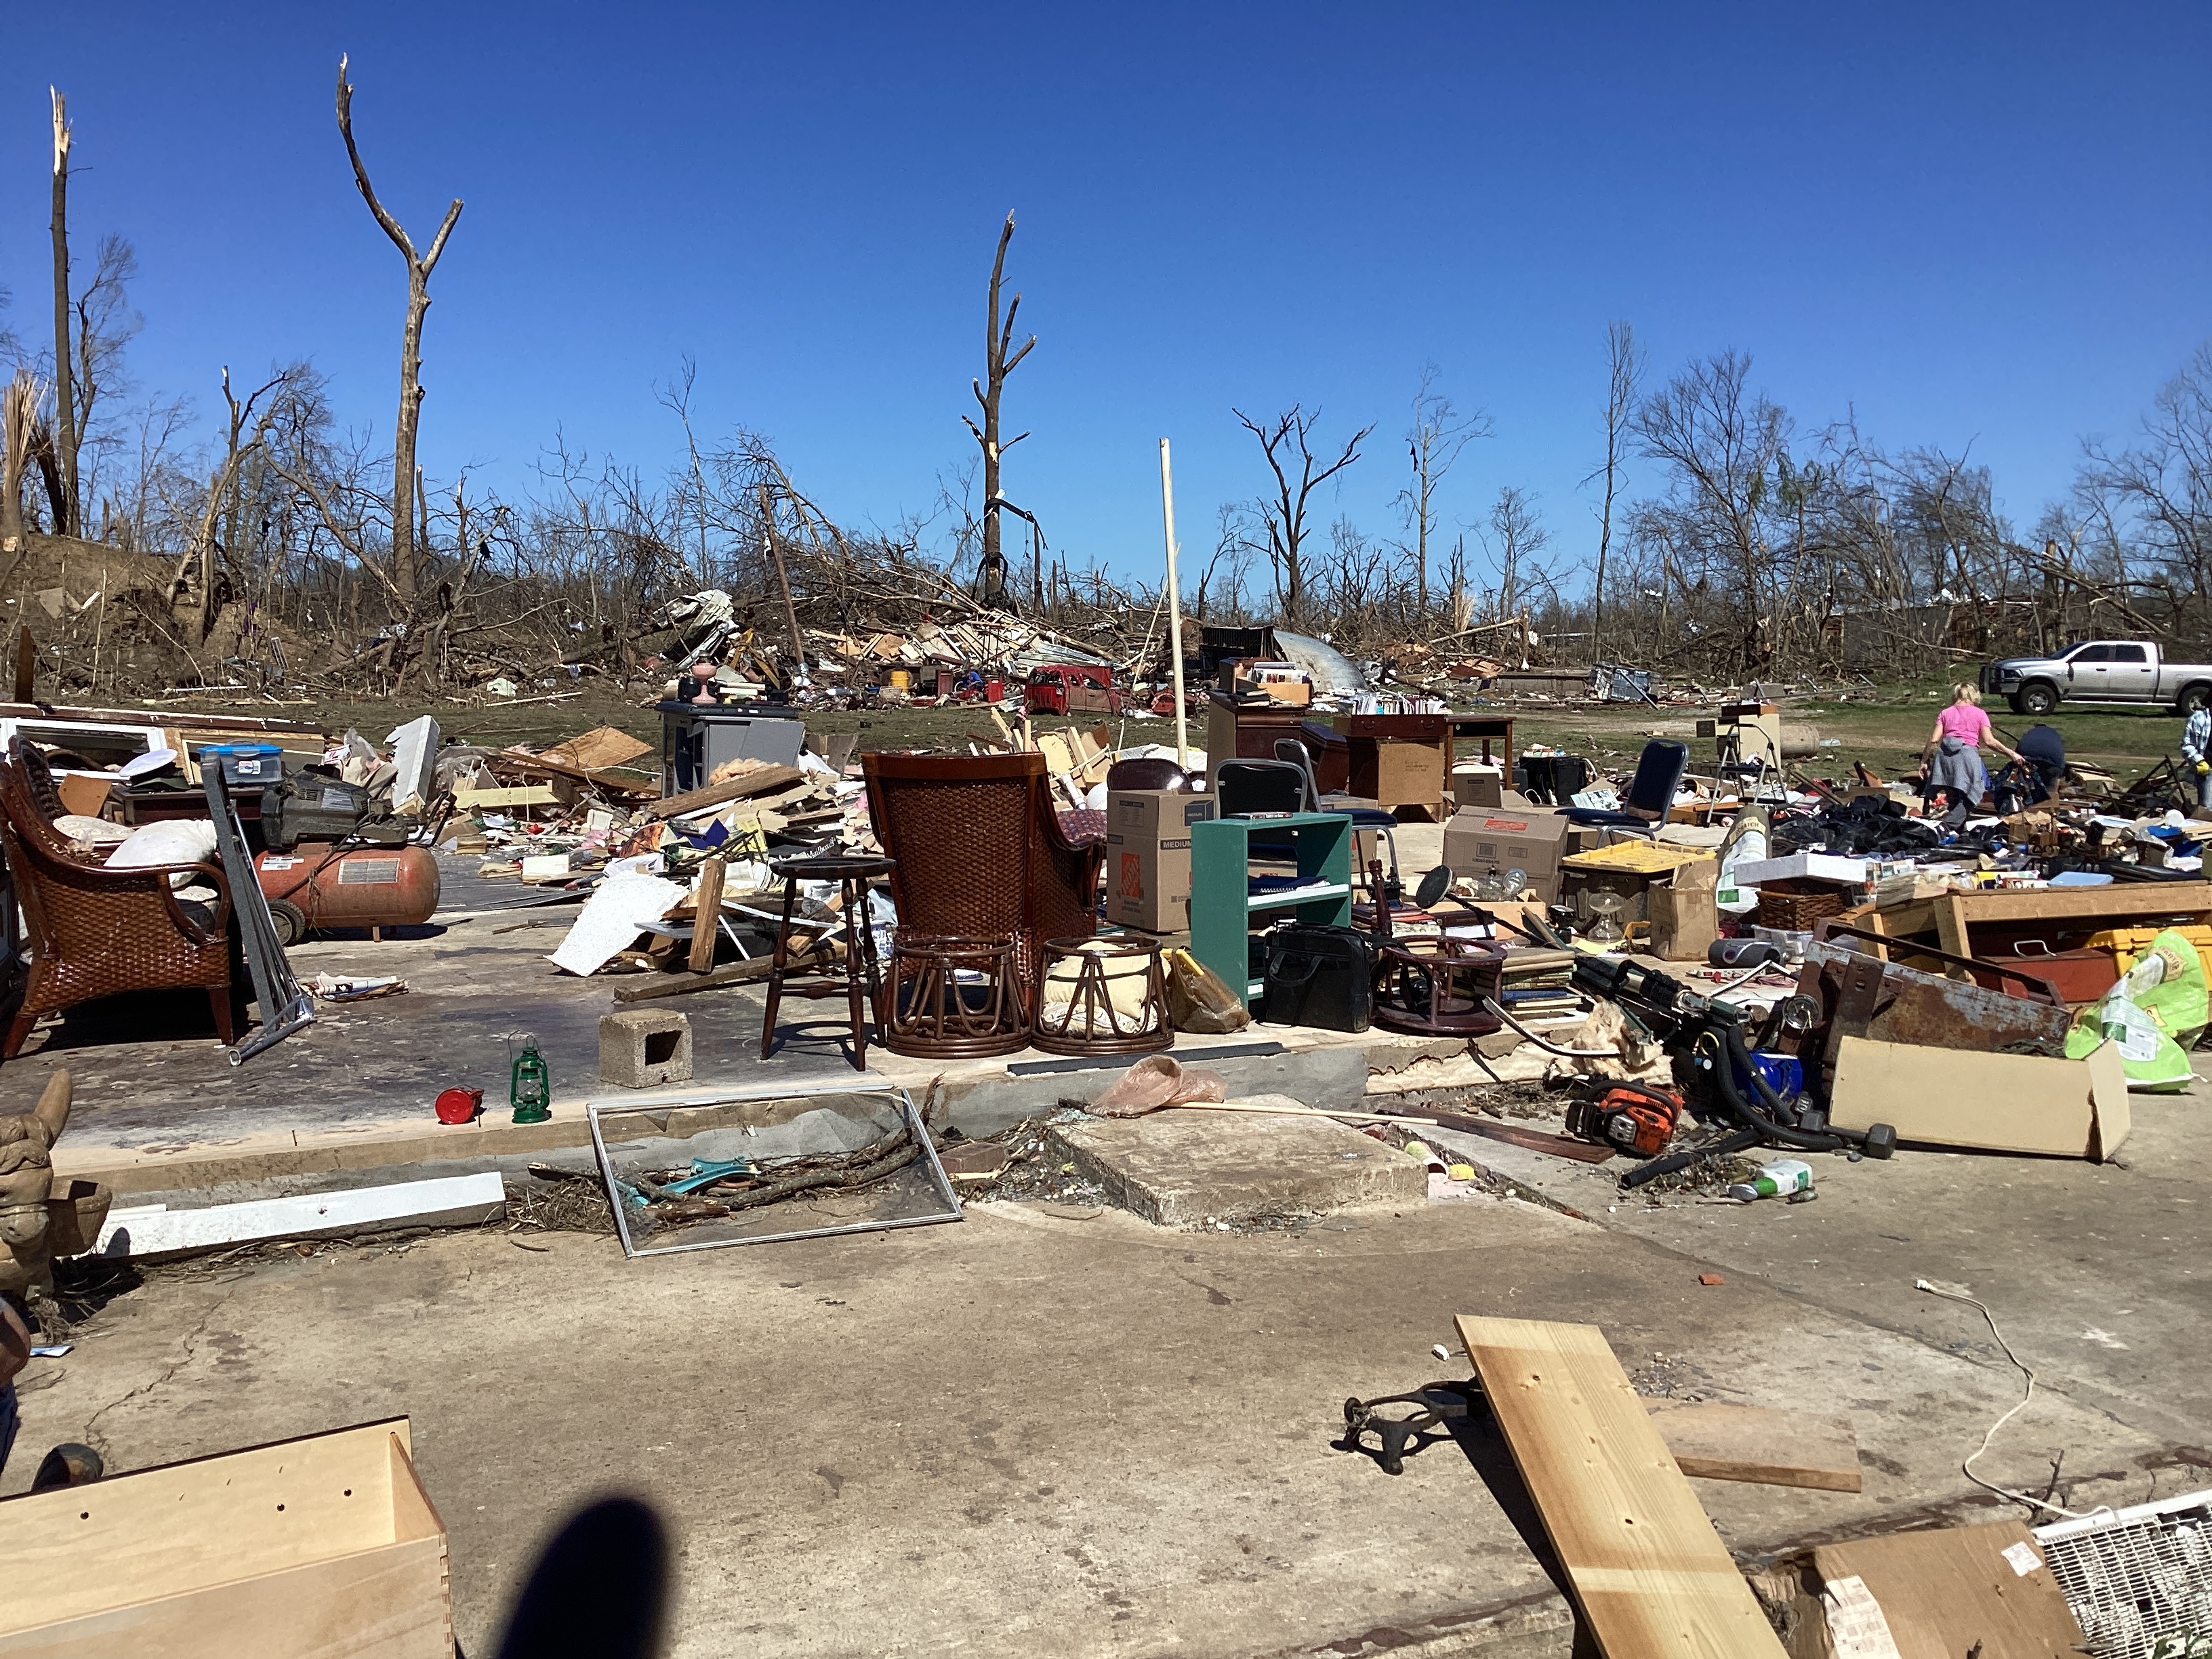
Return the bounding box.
[1645,1401,1861,1492]
[1456,1315,1786,1659]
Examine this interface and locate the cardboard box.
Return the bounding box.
[1441,808,1586,903]
[1107,790,1216,932]
[1830,1034,2129,1160]
[1230,660,1313,706]
[1452,766,1504,810]
[1764,1519,2083,1659]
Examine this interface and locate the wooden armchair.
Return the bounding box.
[0,741,235,1057]
[861,752,1104,1005]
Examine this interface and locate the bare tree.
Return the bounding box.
[1233,404,1373,626]
[962,212,1036,611]
[1394,363,1489,618]
[2078,342,2212,625]
[169,365,302,642]
[1633,352,1789,673]
[335,54,464,607]
[49,89,78,536]
[1483,486,1550,627]
[1581,321,1643,661]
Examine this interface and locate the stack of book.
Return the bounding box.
[1494,947,1586,1028]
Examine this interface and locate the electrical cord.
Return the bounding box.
[1913,1279,2111,1521]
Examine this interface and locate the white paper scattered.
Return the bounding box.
[2002,1540,2043,1577]
[548,872,686,977]
[1821,1575,1904,1659]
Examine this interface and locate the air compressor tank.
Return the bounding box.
[253,843,442,943]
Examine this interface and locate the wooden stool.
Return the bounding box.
[1031,933,1172,1056]
[1371,936,1507,1037]
[758,853,894,1070]
[883,931,1029,1059]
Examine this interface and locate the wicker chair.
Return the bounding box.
[861,752,1105,1010]
[0,742,236,1057]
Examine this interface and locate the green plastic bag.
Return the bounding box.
[2065,927,2208,1090]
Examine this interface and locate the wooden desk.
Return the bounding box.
[1204,694,1312,769]
[1298,715,1451,821]
[1446,715,1515,780]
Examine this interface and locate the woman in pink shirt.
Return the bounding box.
[1921,685,2023,821]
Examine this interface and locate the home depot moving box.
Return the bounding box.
[1107,790,1216,931]
[1441,807,1586,903]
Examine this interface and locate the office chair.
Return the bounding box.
[1561,739,1689,840]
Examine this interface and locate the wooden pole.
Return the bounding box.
[1158,438,1190,767]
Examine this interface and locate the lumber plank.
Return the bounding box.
[1643,1401,1861,1492]
[1455,1316,1786,1659]
[640,764,806,820]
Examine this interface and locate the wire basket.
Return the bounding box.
[1753,880,1847,933]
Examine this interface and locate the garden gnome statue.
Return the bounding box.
[0,1073,73,1298]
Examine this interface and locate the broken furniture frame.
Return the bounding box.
[1797,925,2072,1099]
[585,1077,963,1259]
[203,759,316,1064]
[1847,879,2212,964]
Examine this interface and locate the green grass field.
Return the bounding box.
[141,672,2190,792]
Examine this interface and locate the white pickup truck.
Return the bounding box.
[1980,640,2212,716]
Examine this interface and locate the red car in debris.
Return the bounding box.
[1024,663,1121,716]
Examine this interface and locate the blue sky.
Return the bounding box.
[4,3,2208,588]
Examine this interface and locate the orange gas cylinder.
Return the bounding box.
[254,844,443,943]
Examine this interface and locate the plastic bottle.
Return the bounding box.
[510,1038,552,1124]
[1726,1158,1813,1201]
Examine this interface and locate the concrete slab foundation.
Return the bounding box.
[1049,1101,1428,1225]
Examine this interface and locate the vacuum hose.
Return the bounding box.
[1696,1025,1894,1158]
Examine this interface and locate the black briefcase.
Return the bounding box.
[1261,923,1376,1033]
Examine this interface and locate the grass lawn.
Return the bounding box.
[134,672,2192,792]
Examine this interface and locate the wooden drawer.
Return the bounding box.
[0,1418,451,1658]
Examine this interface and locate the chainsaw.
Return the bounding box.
[1564,1082,1683,1157]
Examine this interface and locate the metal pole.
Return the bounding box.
[1158,438,1190,767]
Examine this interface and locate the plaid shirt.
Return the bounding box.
[2185,708,2212,765]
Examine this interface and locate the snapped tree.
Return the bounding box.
[963,212,1035,611]
[335,54,463,607]
[48,89,76,537]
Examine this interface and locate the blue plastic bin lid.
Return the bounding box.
[203,741,282,757]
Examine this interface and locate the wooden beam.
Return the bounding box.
[639,764,806,821]
[1643,1401,1860,1492]
[1455,1316,1786,1659]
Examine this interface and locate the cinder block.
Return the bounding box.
[598,1008,694,1088]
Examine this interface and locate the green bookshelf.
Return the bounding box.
[1189,813,1355,1006]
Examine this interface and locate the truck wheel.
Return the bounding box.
[2178,683,2212,716]
[2018,682,2057,716]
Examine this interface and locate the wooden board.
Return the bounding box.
[640,764,806,821]
[540,724,651,772]
[1456,1316,1786,1659]
[455,784,560,810]
[1643,1401,1861,1492]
